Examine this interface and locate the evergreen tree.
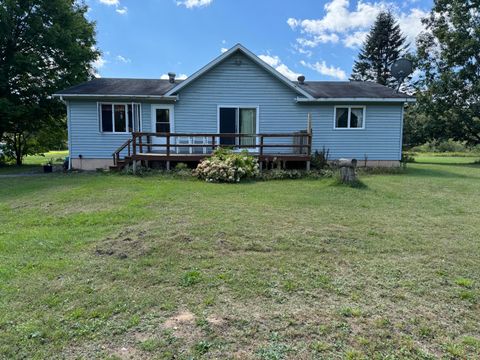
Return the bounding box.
[350,11,409,89]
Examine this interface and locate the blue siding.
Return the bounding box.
[308,104,403,160]
[68,100,153,159]
[68,52,403,161]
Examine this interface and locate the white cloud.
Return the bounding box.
[397,8,428,46]
[221,47,228,53]
[116,55,131,63]
[176,0,213,9]
[115,6,127,15]
[301,60,347,80]
[97,0,128,15]
[98,0,119,5]
[289,0,428,52]
[343,31,368,48]
[160,73,188,80]
[92,55,107,69]
[259,54,302,81]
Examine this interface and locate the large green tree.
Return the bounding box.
[350,11,409,89]
[0,0,99,164]
[416,0,480,144]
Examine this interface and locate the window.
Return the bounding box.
[218,106,257,146]
[334,106,365,129]
[99,103,141,133]
[155,108,170,133]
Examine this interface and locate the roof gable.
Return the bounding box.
[164,44,314,99]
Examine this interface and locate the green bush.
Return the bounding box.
[257,169,335,181]
[412,139,470,153]
[194,148,259,183]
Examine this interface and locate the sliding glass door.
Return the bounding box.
[218,107,257,147]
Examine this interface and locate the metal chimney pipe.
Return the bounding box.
[168,72,176,84]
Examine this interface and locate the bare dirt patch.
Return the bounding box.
[95,227,151,259]
[164,310,196,329]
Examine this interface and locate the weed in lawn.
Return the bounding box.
[181,269,202,286]
[193,340,213,355]
[455,277,474,288]
[458,290,476,302]
[339,306,362,318]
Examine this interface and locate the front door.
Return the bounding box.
[151,105,174,151]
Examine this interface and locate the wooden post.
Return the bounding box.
[212,135,216,152]
[139,134,143,154]
[166,134,170,156]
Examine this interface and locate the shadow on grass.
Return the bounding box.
[413,161,480,167]
[405,166,478,179]
[0,164,43,175]
[331,178,369,190]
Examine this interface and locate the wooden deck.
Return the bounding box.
[112,132,312,170]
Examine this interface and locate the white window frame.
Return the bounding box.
[98,102,142,134]
[216,105,260,147]
[333,105,366,130]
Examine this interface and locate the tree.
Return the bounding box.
[350,11,409,89]
[416,0,480,144]
[0,0,99,164]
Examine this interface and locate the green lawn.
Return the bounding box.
[0,151,68,174]
[0,160,479,359]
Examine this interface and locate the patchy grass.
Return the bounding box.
[0,160,479,358]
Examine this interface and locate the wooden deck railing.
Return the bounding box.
[112,138,132,166]
[112,131,312,167]
[129,132,312,157]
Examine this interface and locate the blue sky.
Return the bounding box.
[86,0,432,81]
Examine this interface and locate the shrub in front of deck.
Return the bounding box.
[194,148,259,183]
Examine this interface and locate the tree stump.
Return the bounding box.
[338,158,357,184]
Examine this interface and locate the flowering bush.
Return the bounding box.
[194,148,259,183]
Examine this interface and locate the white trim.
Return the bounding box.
[53,94,178,101]
[297,97,416,103]
[333,106,366,130]
[399,104,405,160]
[66,100,72,170]
[151,104,175,145]
[164,44,314,99]
[216,105,260,148]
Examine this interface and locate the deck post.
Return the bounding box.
[306,161,311,171]
[166,161,170,171]
[133,159,137,174]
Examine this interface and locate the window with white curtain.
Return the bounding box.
[334,106,366,129]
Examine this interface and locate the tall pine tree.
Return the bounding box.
[350,11,409,89]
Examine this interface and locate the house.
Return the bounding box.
[54,44,415,170]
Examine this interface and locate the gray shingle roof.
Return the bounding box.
[297,81,413,99]
[56,77,412,99]
[55,78,183,96]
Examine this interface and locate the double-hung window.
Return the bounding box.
[99,103,141,133]
[334,106,366,129]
